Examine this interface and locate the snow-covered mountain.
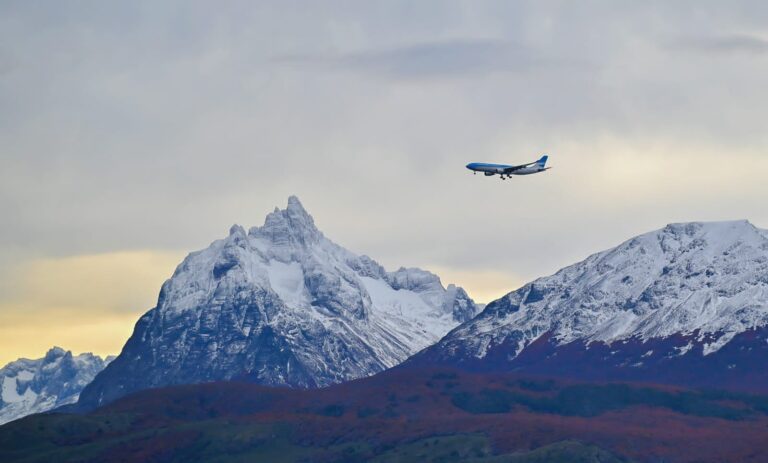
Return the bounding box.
[78,196,478,408]
[411,220,768,391]
[0,347,111,425]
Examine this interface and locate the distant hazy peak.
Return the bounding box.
[0,348,111,425]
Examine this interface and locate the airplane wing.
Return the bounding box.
[501,160,536,174]
[501,155,548,174]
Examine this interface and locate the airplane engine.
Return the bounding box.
[484,172,495,176]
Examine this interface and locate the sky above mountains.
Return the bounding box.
[1,1,768,364]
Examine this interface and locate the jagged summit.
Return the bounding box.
[286,194,311,217]
[78,196,479,409]
[250,196,323,247]
[43,346,67,361]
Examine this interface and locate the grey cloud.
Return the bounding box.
[0,0,767,297]
[0,56,15,76]
[274,39,578,79]
[673,33,768,54]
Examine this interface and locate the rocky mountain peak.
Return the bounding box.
[43,346,67,362]
[77,196,479,409]
[655,220,766,253]
[250,196,322,248]
[228,223,246,238]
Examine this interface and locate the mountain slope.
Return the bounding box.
[0,348,111,425]
[78,196,478,409]
[411,220,768,391]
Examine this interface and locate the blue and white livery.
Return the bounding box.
[466,155,550,180]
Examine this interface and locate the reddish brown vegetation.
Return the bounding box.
[85,368,768,462]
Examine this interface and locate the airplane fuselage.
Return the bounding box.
[465,162,547,176]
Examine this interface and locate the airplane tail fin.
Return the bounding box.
[537,155,548,167]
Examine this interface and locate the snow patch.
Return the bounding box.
[675,343,694,356]
[266,260,310,308]
[361,277,456,340]
[2,373,36,404]
[703,332,738,356]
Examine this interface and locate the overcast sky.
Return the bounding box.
[2,1,767,364]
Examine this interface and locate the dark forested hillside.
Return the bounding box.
[3,368,768,462]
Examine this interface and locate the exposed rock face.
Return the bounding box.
[0,347,111,425]
[78,196,478,408]
[410,221,768,391]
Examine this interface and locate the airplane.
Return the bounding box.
[466,155,550,180]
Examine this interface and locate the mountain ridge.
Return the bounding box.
[408,219,768,391]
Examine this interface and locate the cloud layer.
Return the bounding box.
[1,1,767,361]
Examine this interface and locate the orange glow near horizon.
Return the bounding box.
[0,250,184,366]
